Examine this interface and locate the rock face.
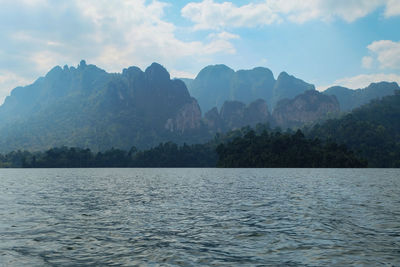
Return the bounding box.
[165,98,202,133]
[184,64,314,113]
[220,101,247,130]
[272,90,339,128]
[231,67,275,106]
[245,99,271,126]
[323,82,400,111]
[0,61,203,152]
[272,72,315,109]
[203,91,337,133]
[188,64,235,113]
[204,107,223,132]
[204,99,270,132]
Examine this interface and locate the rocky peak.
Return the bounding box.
[220,101,246,119]
[276,71,290,81]
[272,90,339,128]
[196,64,235,79]
[145,62,170,86]
[249,67,274,78]
[244,99,270,125]
[204,107,222,131]
[364,81,399,92]
[204,99,271,132]
[45,65,63,79]
[122,66,145,89]
[272,71,315,109]
[323,81,400,111]
[122,66,143,78]
[204,107,219,121]
[78,59,87,69]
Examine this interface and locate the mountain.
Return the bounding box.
[272,90,340,129]
[178,78,194,89]
[185,64,313,113]
[0,61,206,152]
[323,82,399,111]
[2,60,398,154]
[309,91,400,167]
[272,72,315,108]
[204,99,270,132]
[186,64,235,113]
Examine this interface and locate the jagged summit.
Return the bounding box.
[272,90,339,128]
[196,64,234,78]
[0,61,203,152]
[323,81,400,111]
[78,59,87,69]
[145,62,170,83]
[185,64,314,113]
[0,60,398,153]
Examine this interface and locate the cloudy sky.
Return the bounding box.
[0,0,400,103]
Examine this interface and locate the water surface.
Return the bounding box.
[1,168,399,266]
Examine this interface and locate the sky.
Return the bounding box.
[0,0,400,104]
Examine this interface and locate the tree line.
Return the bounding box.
[216,129,367,168]
[0,143,217,168]
[0,128,367,168]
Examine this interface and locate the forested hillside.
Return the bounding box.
[0,61,209,152]
[0,60,398,156]
[216,129,366,168]
[323,82,399,111]
[308,92,400,167]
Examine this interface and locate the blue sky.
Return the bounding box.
[0,0,399,103]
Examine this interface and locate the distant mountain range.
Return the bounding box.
[0,61,206,152]
[0,60,398,152]
[183,64,314,113]
[323,82,399,111]
[182,64,399,114]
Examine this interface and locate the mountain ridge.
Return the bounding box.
[184,64,315,113]
[323,81,399,111]
[0,60,398,152]
[0,61,207,152]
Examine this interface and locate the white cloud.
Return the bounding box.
[2,0,48,6]
[385,0,400,17]
[362,56,373,69]
[181,0,281,30]
[0,0,239,100]
[367,40,400,69]
[319,73,400,90]
[268,0,384,23]
[72,0,239,72]
[203,31,240,54]
[170,70,196,79]
[30,51,71,73]
[0,71,33,104]
[182,0,395,30]
[208,31,240,40]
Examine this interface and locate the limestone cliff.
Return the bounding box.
[165,98,202,133]
[272,90,339,129]
[204,99,270,132]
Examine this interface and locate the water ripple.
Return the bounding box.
[0,168,399,266]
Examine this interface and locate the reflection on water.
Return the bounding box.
[0,168,399,266]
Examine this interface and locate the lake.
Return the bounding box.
[0,168,399,266]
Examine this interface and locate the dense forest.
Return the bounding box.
[308,92,400,167]
[0,143,217,168]
[216,129,366,168]
[0,128,365,168]
[0,92,399,168]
